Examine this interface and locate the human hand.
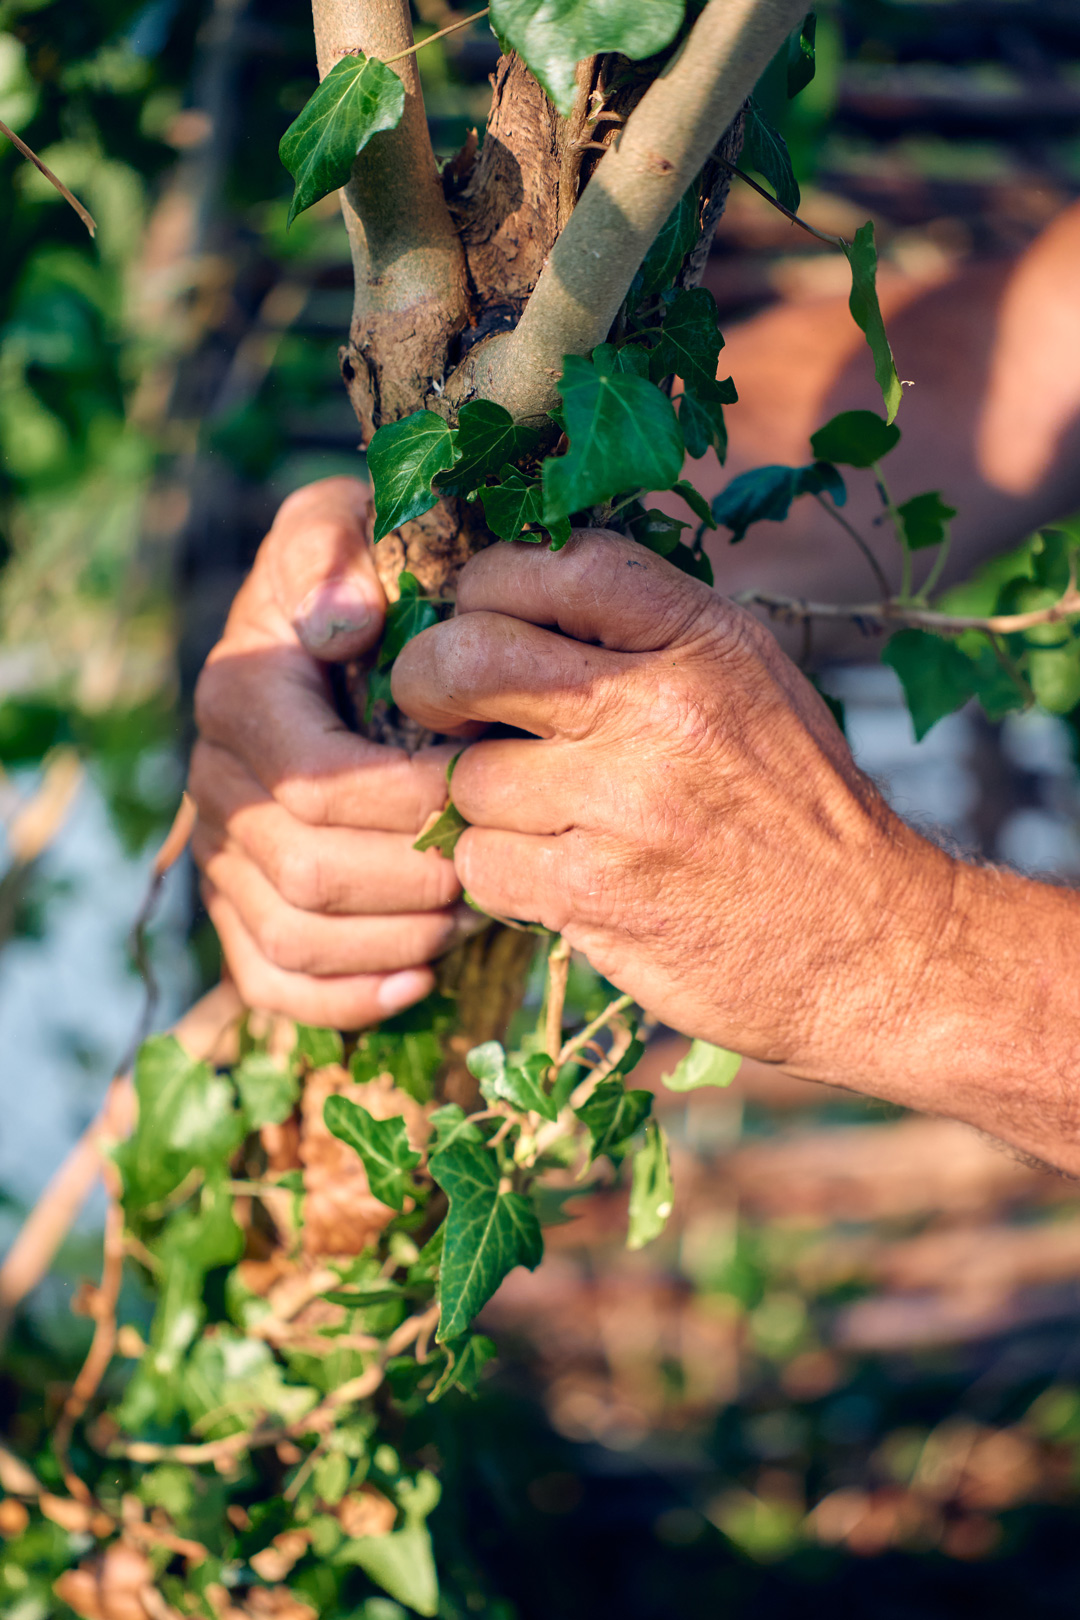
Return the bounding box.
[391,531,953,1087]
[190,477,468,1029]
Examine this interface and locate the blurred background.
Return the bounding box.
[2,1,1080,1615]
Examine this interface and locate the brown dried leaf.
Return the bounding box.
[300,1066,428,1258]
[249,1529,311,1582]
[0,1498,29,1536]
[54,1545,158,1620]
[334,1483,397,1540]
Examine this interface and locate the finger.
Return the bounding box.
[391,609,625,739]
[449,736,593,836]
[456,528,724,652]
[193,661,456,830]
[454,825,576,935]
[264,476,386,660]
[204,881,435,1030]
[189,742,461,913]
[197,837,469,976]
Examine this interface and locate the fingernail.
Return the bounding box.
[295,577,378,651]
[376,968,431,1016]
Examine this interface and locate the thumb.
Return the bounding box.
[265,476,386,660]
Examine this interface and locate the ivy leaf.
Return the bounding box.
[429,1140,544,1341]
[612,343,650,377]
[743,102,800,214]
[649,288,723,391]
[436,400,540,498]
[843,222,903,425]
[323,1095,422,1212]
[377,572,439,668]
[335,1472,442,1615]
[635,182,701,299]
[626,1121,674,1251]
[810,409,900,468]
[115,1035,244,1211]
[279,53,405,226]
[673,478,716,528]
[466,1042,558,1121]
[479,465,570,547]
[491,0,686,117]
[881,628,1024,739]
[413,752,469,857]
[429,1103,483,1151]
[542,352,684,524]
[667,541,714,586]
[787,12,817,98]
[711,462,845,543]
[234,1052,299,1129]
[350,994,453,1103]
[575,1080,652,1162]
[628,508,688,557]
[680,375,736,462]
[368,411,460,542]
[294,1024,344,1068]
[662,1038,741,1091]
[897,490,957,551]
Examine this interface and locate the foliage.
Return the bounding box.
[279,53,405,227]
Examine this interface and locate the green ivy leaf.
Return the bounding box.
[414,753,469,857]
[626,1120,674,1251]
[436,400,541,497]
[843,222,903,425]
[467,1042,558,1121]
[744,102,800,214]
[628,507,688,557]
[810,409,900,468]
[897,490,957,551]
[673,478,717,528]
[115,1035,244,1211]
[542,352,684,524]
[429,1140,544,1341]
[429,1103,483,1151]
[479,465,560,547]
[612,342,651,377]
[368,411,460,542]
[323,1095,422,1212]
[648,287,723,391]
[662,1038,741,1091]
[350,998,449,1104]
[635,182,700,299]
[294,1024,344,1068]
[1028,644,1080,714]
[575,1079,652,1162]
[787,11,816,98]
[337,1472,441,1616]
[711,462,845,543]
[491,0,686,116]
[882,628,1024,739]
[679,374,736,462]
[233,1052,299,1129]
[377,572,439,668]
[184,1330,318,1440]
[279,53,405,227]
[667,541,714,586]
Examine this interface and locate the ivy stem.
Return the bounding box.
[811,492,890,596]
[557,993,634,1068]
[717,156,846,249]
[545,937,572,1067]
[917,531,952,601]
[872,460,910,597]
[383,6,490,66]
[0,117,97,236]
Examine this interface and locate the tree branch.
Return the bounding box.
[737,587,1080,637]
[448,0,809,418]
[313,0,471,434]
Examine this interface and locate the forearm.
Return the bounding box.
[809,845,1080,1173]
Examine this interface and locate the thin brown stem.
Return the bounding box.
[558,993,634,1069]
[737,587,1080,637]
[383,6,489,64]
[719,156,844,247]
[812,492,891,595]
[0,119,97,235]
[545,937,572,1063]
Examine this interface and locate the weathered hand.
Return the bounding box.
[190,477,466,1028]
[392,529,952,1084]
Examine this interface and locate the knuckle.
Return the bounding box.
[271,842,327,912]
